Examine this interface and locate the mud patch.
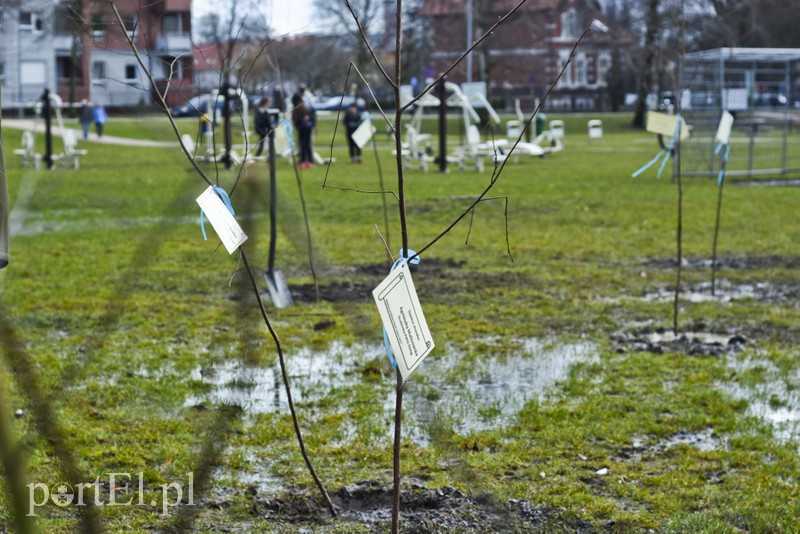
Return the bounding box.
[717,353,800,443]
[287,257,467,303]
[250,480,582,532]
[644,255,800,270]
[602,280,797,304]
[347,257,467,277]
[612,329,747,356]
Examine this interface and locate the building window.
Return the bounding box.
[92,61,107,84]
[561,9,578,39]
[121,13,137,38]
[19,11,44,33]
[575,57,586,86]
[0,62,4,85]
[92,13,106,39]
[162,13,182,34]
[125,64,138,81]
[598,55,611,86]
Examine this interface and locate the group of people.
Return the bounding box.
[251,87,365,168]
[79,100,108,139]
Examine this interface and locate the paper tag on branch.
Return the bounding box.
[373,261,435,382]
[196,186,248,254]
[646,111,689,140]
[352,118,376,149]
[715,111,734,145]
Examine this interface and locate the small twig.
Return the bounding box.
[392,368,404,533]
[322,66,352,188]
[290,154,321,302]
[351,62,395,131]
[374,224,395,264]
[322,184,400,201]
[711,172,726,296]
[344,0,396,89]
[240,249,336,516]
[372,135,392,252]
[464,196,514,261]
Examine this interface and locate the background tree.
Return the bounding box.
[195,0,270,87]
[312,0,385,73]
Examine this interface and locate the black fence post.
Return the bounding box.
[42,89,53,170]
[437,78,447,173]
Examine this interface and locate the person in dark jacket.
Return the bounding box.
[291,93,314,168]
[253,96,272,157]
[343,103,363,163]
[79,100,92,139]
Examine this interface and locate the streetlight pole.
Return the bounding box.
[465,0,473,83]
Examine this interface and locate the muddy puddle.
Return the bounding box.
[615,429,727,463]
[183,341,383,414]
[184,338,598,443]
[644,255,800,270]
[408,339,598,441]
[716,353,800,443]
[612,329,747,356]
[601,279,797,305]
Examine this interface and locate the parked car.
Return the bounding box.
[171,92,248,117]
[170,94,224,118]
[315,95,367,111]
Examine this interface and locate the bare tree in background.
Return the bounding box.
[195,0,270,86]
[313,0,386,72]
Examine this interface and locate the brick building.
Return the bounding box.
[419,0,632,111]
[0,0,193,109]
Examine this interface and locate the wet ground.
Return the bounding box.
[717,352,800,444]
[602,279,798,305]
[184,338,598,441]
[644,255,800,270]
[611,328,747,356]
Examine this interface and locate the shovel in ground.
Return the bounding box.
[264,111,293,309]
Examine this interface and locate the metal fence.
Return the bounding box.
[680,48,800,180]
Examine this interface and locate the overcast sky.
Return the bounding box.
[193,0,318,37]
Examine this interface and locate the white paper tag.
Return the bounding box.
[715,111,734,145]
[196,186,248,254]
[352,118,377,149]
[373,261,435,382]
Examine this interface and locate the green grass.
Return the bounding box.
[1,111,799,531]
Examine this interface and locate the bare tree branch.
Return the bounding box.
[344,0,396,87]
[409,24,593,262]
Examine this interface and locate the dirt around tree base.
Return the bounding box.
[249,480,598,532]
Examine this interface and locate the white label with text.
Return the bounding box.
[373,261,434,382]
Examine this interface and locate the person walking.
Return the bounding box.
[291,93,314,168]
[253,97,272,158]
[92,104,108,138]
[79,100,92,139]
[343,102,363,163]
